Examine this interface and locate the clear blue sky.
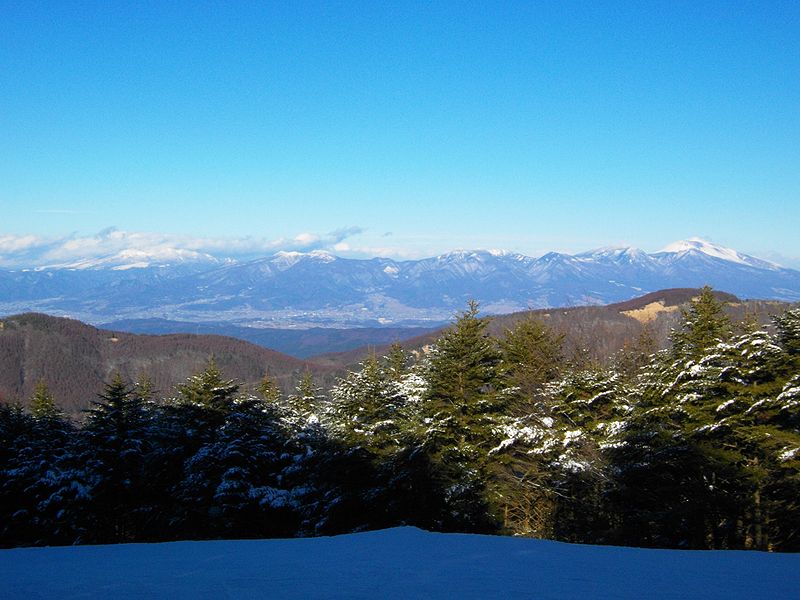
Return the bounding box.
[1,1,798,262]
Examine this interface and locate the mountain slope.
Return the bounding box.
[309,289,786,369]
[0,313,335,414]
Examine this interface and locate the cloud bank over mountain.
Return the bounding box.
[4,227,797,271]
[0,227,369,269]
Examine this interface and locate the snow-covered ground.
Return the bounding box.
[2,527,798,599]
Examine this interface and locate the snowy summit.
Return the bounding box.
[659,237,780,269]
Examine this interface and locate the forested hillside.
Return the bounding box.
[0,313,335,414]
[2,287,798,550]
[3,289,782,413]
[310,288,782,368]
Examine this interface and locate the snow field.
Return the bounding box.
[2,527,798,599]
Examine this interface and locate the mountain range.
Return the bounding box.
[0,238,798,328]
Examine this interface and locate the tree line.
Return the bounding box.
[1,288,799,550]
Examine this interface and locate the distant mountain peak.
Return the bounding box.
[434,249,518,260]
[43,247,221,271]
[578,246,646,259]
[659,238,780,269]
[271,250,337,269]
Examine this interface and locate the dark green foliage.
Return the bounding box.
[257,371,282,403]
[418,301,505,532]
[775,308,800,356]
[500,316,564,402]
[82,373,153,543]
[0,400,83,547]
[671,286,732,360]
[385,343,409,381]
[172,395,299,539]
[29,380,62,421]
[610,324,800,550]
[315,351,431,534]
[1,299,799,551]
[425,301,503,413]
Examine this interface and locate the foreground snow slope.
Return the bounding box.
[2,527,798,599]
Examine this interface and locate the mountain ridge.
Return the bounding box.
[1,238,798,327]
[0,312,337,415]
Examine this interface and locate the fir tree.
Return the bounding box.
[385,343,409,381]
[176,359,239,413]
[774,307,800,356]
[499,316,564,404]
[418,300,505,532]
[257,371,282,404]
[134,374,156,402]
[83,373,155,543]
[671,286,732,360]
[29,379,62,421]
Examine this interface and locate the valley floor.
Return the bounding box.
[1,527,798,599]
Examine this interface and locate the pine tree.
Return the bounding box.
[176,389,299,539]
[385,343,409,381]
[286,371,323,420]
[418,300,505,532]
[610,311,800,550]
[134,374,156,402]
[671,286,732,360]
[499,316,564,404]
[257,371,282,404]
[29,379,62,421]
[774,307,800,357]
[176,359,239,413]
[83,373,152,543]
[614,325,657,381]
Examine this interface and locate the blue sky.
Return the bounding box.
[1,1,798,263]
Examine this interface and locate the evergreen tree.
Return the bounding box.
[500,316,564,404]
[385,343,409,381]
[671,286,732,360]
[134,374,156,402]
[774,307,800,357]
[1,395,85,547]
[176,391,299,539]
[29,380,62,421]
[257,371,282,404]
[318,352,429,533]
[611,313,800,550]
[613,325,657,381]
[176,359,239,413]
[83,373,152,543]
[418,300,505,532]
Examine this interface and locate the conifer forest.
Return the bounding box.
[2,288,799,551]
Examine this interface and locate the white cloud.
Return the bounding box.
[0,234,41,253]
[293,232,319,245]
[0,226,371,268]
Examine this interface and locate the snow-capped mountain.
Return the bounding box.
[656,237,781,270]
[40,247,224,271]
[1,239,798,327]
